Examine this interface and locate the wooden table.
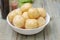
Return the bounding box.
[0,0,60,40]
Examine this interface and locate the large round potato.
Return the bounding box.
[38,17,45,26]
[22,12,29,20]
[37,8,46,18]
[13,15,25,28]
[20,3,32,12]
[8,9,22,23]
[28,8,40,19]
[25,19,38,29]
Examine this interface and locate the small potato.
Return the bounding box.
[38,17,45,26]
[8,9,22,23]
[22,12,29,20]
[28,8,40,19]
[13,15,25,28]
[15,9,22,15]
[37,8,46,18]
[20,3,32,12]
[25,19,38,29]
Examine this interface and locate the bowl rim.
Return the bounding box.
[7,13,50,31]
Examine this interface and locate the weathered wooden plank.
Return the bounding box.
[17,32,44,40]
[0,19,17,40]
[44,18,60,40]
[43,0,60,40]
[35,31,44,40]
[26,35,35,40]
[44,0,60,18]
[16,33,26,40]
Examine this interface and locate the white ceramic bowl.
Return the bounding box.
[7,9,50,35]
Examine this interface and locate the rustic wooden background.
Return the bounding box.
[0,0,1,8]
[0,0,60,40]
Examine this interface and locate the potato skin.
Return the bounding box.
[21,3,32,12]
[25,19,38,29]
[22,12,29,20]
[37,8,46,18]
[13,15,25,28]
[38,17,45,26]
[28,8,40,19]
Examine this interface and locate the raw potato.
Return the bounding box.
[8,9,22,23]
[15,9,22,15]
[21,3,32,12]
[22,12,29,20]
[28,8,40,19]
[25,19,38,29]
[37,8,46,18]
[13,15,25,28]
[38,17,45,26]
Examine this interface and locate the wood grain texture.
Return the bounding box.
[0,9,17,40]
[0,19,17,40]
[35,31,44,40]
[43,0,60,40]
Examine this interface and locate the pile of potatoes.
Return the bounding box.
[8,3,46,29]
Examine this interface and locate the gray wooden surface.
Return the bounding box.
[0,0,60,40]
